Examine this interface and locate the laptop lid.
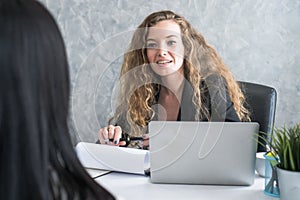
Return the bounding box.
[149,121,259,185]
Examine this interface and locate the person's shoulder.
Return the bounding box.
[202,73,226,88]
[204,73,224,82]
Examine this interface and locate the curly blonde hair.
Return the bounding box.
[109,10,250,136]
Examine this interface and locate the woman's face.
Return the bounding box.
[146,20,185,77]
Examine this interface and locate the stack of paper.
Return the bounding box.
[75,142,149,175]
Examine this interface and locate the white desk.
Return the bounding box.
[95,172,278,200]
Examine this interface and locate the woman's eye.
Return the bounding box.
[167,40,177,46]
[146,43,157,48]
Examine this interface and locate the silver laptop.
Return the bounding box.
[148,121,259,185]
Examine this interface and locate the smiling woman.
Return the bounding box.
[97,10,251,149]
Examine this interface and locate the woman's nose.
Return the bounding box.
[158,48,167,57]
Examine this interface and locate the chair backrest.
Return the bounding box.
[239,81,277,152]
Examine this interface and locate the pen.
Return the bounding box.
[108,133,144,144]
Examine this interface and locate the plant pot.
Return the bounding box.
[277,167,300,200]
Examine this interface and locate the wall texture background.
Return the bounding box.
[40,0,300,143]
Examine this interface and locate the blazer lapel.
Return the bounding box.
[180,80,196,121]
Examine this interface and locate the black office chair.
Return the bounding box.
[239,81,277,152]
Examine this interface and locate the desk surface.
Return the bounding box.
[95,172,278,200]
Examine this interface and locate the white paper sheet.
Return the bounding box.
[76,142,149,175]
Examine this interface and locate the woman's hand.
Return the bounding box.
[142,134,149,150]
[98,125,126,146]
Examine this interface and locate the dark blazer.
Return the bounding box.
[97,74,240,145]
[153,74,240,122]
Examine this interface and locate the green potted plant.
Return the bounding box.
[259,124,300,200]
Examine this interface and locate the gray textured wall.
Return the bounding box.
[40,0,300,143]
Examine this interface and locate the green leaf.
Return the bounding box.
[287,143,296,171]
